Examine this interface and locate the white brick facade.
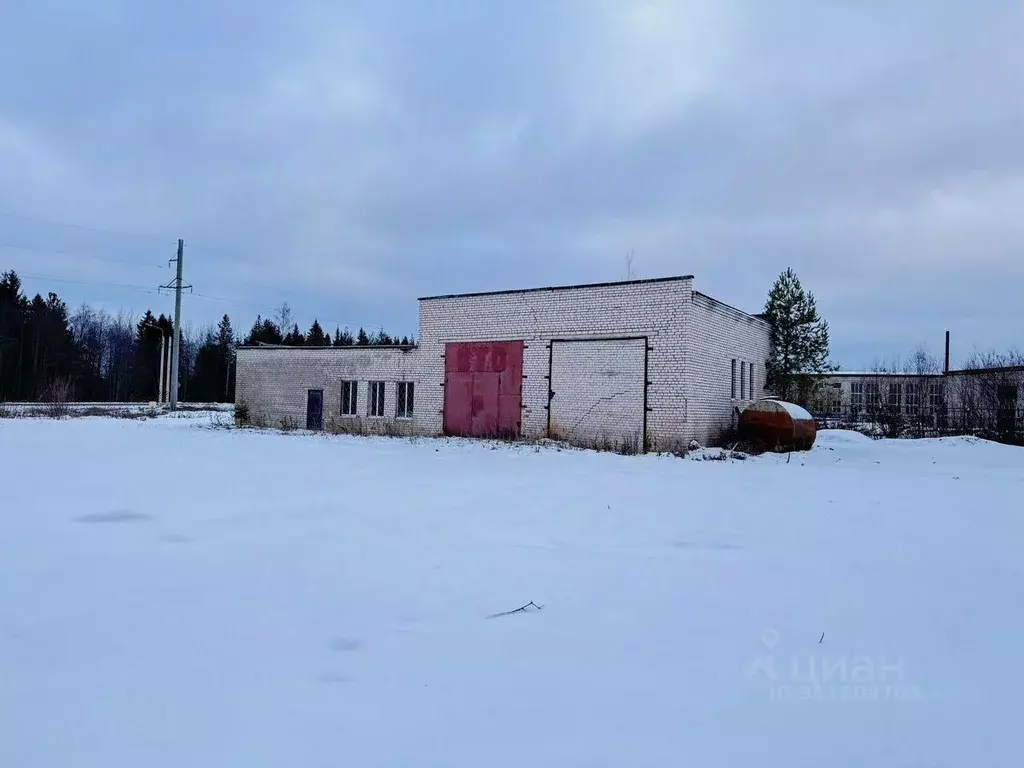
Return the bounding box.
[549,338,647,446]
[235,346,425,433]
[235,276,771,448]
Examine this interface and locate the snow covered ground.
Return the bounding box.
[2,402,234,416]
[2,414,1022,767]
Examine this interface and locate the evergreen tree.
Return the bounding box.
[189,332,220,403]
[400,335,410,346]
[374,330,393,346]
[217,315,236,401]
[0,273,79,401]
[356,327,370,346]
[763,268,833,404]
[306,319,327,346]
[134,310,165,401]
[284,323,305,346]
[186,315,237,404]
[243,315,283,346]
[216,315,234,349]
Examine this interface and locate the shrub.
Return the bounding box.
[616,432,641,456]
[41,378,72,419]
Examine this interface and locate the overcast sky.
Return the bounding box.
[1,0,1020,367]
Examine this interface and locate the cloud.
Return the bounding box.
[0,0,1020,363]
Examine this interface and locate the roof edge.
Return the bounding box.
[236,344,417,351]
[418,275,694,301]
[692,290,770,325]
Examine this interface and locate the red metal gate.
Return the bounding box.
[443,341,523,438]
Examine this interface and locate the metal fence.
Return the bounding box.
[811,406,1024,446]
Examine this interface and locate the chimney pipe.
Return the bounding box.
[944,330,950,374]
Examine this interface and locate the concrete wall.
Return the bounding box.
[685,292,772,444]
[820,374,945,414]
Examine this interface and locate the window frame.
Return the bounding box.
[905,382,920,416]
[850,381,865,413]
[396,381,415,419]
[864,381,880,410]
[340,380,358,417]
[368,381,386,418]
[888,381,903,409]
[731,359,737,399]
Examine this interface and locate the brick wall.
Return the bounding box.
[549,338,646,447]
[416,277,693,447]
[235,276,771,449]
[685,292,772,444]
[235,346,425,433]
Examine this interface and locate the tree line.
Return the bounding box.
[0,270,410,404]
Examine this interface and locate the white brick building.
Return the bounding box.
[235,276,771,449]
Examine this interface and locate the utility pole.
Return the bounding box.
[144,321,169,405]
[161,239,192,411]
[165,339,173,404]
[158,334,166,404]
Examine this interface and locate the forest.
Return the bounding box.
[0,269,410,404]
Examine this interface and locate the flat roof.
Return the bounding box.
[236,343,416,351]
[692,290,769,324]
[418,275,694,301]
[826,371,944,377]
[947,365,1024,376]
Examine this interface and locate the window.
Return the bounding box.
[905,383,919,415]
[850,381,864,413]
[731,359,737,399]
[368,381,385,417]
[740,362,747,400]
[928,382,944,412]
[340,381,358,416]
[888,382,903,409]
[396,382,415,418]
[865,381,880,410]
[749,364,756,399]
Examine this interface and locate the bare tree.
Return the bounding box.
[865,359,905,438]
[625,251,637,280]
[274,302,293,338]
[175,324,204,402]
[104,311,137,401]
[949,350,1024,441]
[902,346,942,437]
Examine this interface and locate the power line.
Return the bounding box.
[17,272,162,295]
[0,209,252,267]
[12,273,384,330]
[189,292,389,332]
[0,242,168,270]
[0,209,174,245]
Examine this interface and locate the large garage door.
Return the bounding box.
[549,338,646,448]
[443,341,524,438]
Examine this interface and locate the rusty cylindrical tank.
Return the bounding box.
[739,398,818,451]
